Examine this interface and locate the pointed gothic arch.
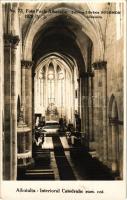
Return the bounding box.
[23,5,104,63]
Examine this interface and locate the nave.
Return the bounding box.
[17,134,114,181]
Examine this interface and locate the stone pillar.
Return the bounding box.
[43,77,46,112]
[4,34,20,180]
[88,73,94,141]
[64,70,66,118]
[84,73,89,138]
[92,61,107,161]
[72,76,75,124]
[21,60,33,128]
[77,78,80,117]
[79,73,90,149]
[80,73,90,132]
[83,72,95,148]
[102,63,108,162]
[32,71,35,130]
[21,65,26,118]
[80,76,84,132]
[21,60,34,157]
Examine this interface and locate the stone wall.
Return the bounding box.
[92,3,124,178]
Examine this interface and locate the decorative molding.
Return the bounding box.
[92,61,107,70]
[4,34,20,47]
[17,151,32,159]
[21,60,34,69]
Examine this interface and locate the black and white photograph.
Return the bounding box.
[0,0,126,199]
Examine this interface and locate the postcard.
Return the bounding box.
[0,0,126,199]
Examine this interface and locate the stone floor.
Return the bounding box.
[17,135,115,180]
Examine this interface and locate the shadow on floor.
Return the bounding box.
[70,147,115,180]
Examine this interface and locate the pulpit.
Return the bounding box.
[17,108,32,168]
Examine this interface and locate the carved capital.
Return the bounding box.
[21,60,34,69]
[4,34,20,48]
[92,61,107,70]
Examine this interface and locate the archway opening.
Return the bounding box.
[34,53,78,124]
[32,14,93,132]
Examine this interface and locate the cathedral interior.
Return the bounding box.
[0,2,124,180]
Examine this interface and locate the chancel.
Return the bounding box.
[34,55,77,122]
[0,2,124,180]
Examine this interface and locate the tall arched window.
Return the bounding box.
[34,55,76,122]
[48,63,55,104]
[58,69,64,116]
[39,68,45,106]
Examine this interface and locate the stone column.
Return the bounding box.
[21,60,34,156]
[91,76,94,141]
[92,61,107,161]
[79,73,90,149]
[64,70,66,118]
[79,76,84,132]
[43,77,46,112]
[80,73,89,132]
[72,76,75,124]
[84,72,95,148]
[21,64,26,119]
[4,34,20,180]
[32,71,35,130]
[102,62,108,162]
[84,73,89,138]
[21,60,33,128]
[39,76,43,112]
[88,73,94,141]
[77,78,80,117]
